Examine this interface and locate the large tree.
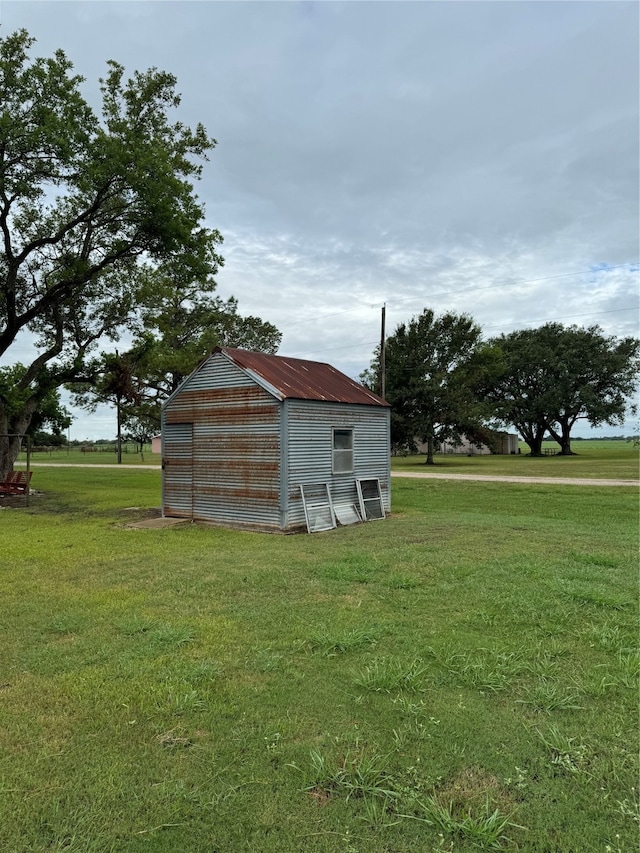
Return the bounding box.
[70,344,152,463]
[133,271,282,401]
[70,279,282,440]
[379,309,490,464]
[0,30,222,478]
[482,327,556,456]
[487,323,640,455]
[0,363,71,445]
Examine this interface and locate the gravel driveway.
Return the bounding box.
[17,462,638,487]
[391,471,637,487]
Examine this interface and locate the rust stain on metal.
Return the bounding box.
[215,347,388,407]
[175,386,267,405]
[196,485,279,500]
[162,347,390,531]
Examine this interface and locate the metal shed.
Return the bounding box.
[161,347,390,532]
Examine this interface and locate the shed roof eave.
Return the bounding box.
[216,347,389,407]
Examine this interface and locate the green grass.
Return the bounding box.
[19,439,639,479]
[392,438,639,480]
[0,467,637,851]
[18,445,160,466]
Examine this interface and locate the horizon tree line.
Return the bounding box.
[361,309,639,460]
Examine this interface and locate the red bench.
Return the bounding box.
[0,470,32,495]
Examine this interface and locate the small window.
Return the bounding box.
[333,428,353,474]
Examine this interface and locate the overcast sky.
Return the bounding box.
[3,0,639,439]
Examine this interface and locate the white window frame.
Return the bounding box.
[332,427,354,474]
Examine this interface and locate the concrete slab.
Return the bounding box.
[126,516,190,529]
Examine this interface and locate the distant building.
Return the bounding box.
[161,347,390,532]
[438,432,519,455]
[411,431,520,456]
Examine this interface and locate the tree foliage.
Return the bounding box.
[134,272,281,403]
[487,323,640,455]
[70,276,282,441]
[367,312,639,460]
[380,309,490,464]
[0,363,71,442]
[481,327,555,456]
[0,30,222,475]
[70,344,153,462]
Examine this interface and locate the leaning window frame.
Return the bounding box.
[332,426,354,475]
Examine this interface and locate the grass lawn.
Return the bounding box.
[19,446,161,466]
[391,440,639,480]
[20,439,639,480]
[0,467,637,851]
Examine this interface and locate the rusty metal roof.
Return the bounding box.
[215,347,388,407]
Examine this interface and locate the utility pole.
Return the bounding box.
[380,303,386,400]
[115,348,122,465]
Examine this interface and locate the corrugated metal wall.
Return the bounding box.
[283,399,390,531]
[162,423,193,518]
[163,355,390,533]
[163,356,282,529]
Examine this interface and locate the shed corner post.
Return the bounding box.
[279,399,289,531]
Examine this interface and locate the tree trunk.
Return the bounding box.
[525,436,544,456]
[0,402,34,481]
[0,434,22,482]
[547,422,577,456]
[557,439,576,455]
[424,435,435,465]
[116,396,123,464]
[517,422,546,456]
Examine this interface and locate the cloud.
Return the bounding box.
[2,0,638,438]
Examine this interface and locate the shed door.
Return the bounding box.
[163,423,193,518]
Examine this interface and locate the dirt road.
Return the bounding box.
[390,471,637,487]
[17,461,638,487]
